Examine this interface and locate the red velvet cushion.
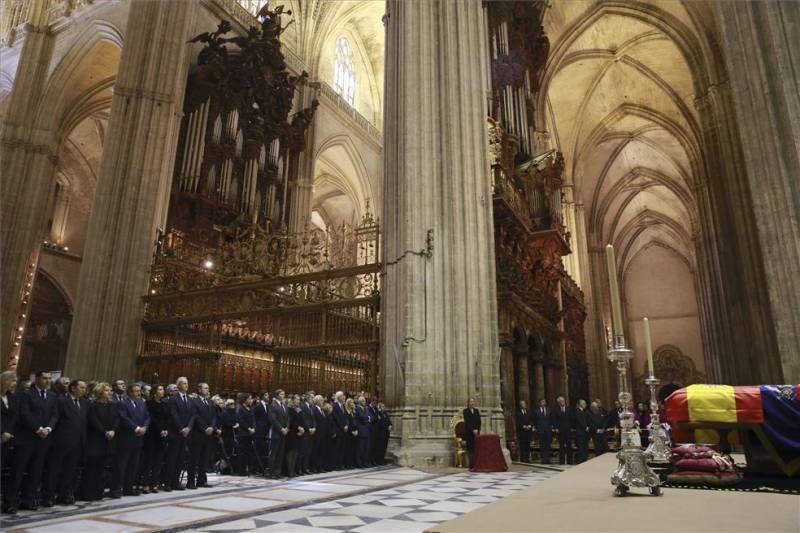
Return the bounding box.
[675,457,735,473]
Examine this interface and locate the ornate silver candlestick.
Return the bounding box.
[609,335,661,496]
[645,376,671,464]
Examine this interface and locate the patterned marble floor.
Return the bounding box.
[2,465,560,533]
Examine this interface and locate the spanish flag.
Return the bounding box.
[666,384,763,444]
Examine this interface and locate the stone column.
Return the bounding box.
[381,0,505,467]
[516,354,530,405]
[716,1,800,384]
[65,0,196,380]
[0,0,56,369]
[532,352,545,402]
[575,205,611,404]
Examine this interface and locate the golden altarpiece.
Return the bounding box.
[486,1,588,453]
[137,9,380,395]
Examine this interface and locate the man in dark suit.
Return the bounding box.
[551,396,572,465]
[331,391,348,470]
[163,377,193,490]
[267,389,289,479]
[188,383,217,488]
[8,370,58,511]
[299,393,316,474]
[354,395,371,468]
[589,400,608,456]
[533,398,552,464]
[114,383,150,497]
[311,394,329,472]
[572,399,590,463]
[515,400,533,463]
[253,392,271,471]
[44,379,88,505]
[1,371,20,514]
[111,379,127,403]
[463,398,481,460]
[368,399,382,466]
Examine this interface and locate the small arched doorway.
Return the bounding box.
[19,272,72,378]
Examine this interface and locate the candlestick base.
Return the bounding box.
[612,444,661,496]
[645,376,671,464]
[608,337,661,496]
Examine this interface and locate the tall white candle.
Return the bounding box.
[643,317,654,376]
[605,244,624,337]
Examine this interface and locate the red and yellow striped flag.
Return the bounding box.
[666,384,763,444]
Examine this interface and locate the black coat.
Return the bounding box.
[588,410,607,433]
[52,395,88,449]
[145,399,170,442]
[1,392,18,436]
[237,405,255,438]
[551,406,572,435]
[534,406,552,434]
[332,401,348,436]
[572,408,590,436]
[268,399,289,439]
[312,404,328,439]
[191,397,217,435]
[288,407,304,450]
[516,408,533,436]
[117,397,150,448]
[17,387,59,446]
[253,400,270,440]
[86,401,119,456]
[301,402,316,432]
[354,404,371,438]
[463,407,481,451]
[168,393,195,434]
[220,408,238,440]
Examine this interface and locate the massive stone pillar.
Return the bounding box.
[381,0,505,467]
[65,0,196,380]
[0,0,56,369]
[287,86,317,233]
[716,1,800,384]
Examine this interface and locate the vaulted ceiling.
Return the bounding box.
[543,0,705,277]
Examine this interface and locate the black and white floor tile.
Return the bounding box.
[2,466,558,533]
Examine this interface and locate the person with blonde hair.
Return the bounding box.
[1,370,19,513]
[344,398,357,468]
[83,382,119,501]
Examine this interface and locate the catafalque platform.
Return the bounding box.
[428,454,800,533]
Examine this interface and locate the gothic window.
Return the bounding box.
[239,0,268,16]
[333,36,356,106]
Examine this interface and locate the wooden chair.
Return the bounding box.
[450,412,468,468]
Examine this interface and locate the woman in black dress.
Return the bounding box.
[141,384,169,493]
[463,398,481,459]
[285,396,305,477]
[1,371,19,514]
[83,382,119,501]
[219,399,239,474]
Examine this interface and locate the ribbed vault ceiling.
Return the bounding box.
[544,0,702,276]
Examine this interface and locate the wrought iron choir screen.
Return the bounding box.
[137,9,380,395]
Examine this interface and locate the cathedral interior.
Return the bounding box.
[1,0,799,486]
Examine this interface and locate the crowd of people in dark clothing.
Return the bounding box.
[0,370,392,515]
